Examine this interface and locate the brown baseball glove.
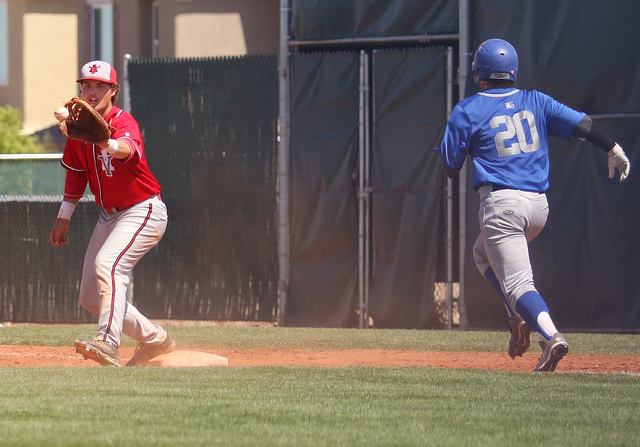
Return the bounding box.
[58,97,114,145]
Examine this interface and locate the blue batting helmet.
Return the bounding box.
[472,39,518,82]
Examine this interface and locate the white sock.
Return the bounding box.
[535,311,558,341]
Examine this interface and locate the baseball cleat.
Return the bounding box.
[125,334,176,366]
[533,333,568,372]
[508,313,532,359]
[74,338,121,367]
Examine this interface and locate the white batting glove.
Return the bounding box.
[608,144,630,182]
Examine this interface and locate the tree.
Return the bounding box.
[0,105,45,154]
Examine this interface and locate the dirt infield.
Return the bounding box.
[1,345,638,373]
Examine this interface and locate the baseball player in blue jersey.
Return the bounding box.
[437,39,630,371]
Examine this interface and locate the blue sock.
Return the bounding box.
[516,291,551,339]
[484,266,515,317]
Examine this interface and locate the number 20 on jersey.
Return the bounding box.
[490,110,540,158]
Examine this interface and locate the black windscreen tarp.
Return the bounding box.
[287,0,640,330]
[287,49,446,328]
[368,49,446,328]
[291,0,458,41]
[287,53,360,327]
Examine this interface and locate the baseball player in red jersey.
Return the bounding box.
[50,61,175,366]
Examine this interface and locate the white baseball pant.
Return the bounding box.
[79,195,168,348]
[473,186,549,308]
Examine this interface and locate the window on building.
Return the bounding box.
[0,0,8,85]
[88,1,113,64]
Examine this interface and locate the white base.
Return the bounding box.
[145,350,228,367]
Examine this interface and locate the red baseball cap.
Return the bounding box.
[77,61,117,84]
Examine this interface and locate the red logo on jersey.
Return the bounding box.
[89,64,101,74]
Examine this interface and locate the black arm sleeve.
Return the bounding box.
[571,116,616,152]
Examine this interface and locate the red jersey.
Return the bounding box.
[61,105,161,209]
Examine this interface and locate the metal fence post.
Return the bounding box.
[358,50,371,329]
[277,0,291,326]
[123,53,132,114]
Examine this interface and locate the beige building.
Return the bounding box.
[2,0,279,135]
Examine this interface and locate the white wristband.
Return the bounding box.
[57,201,76,220]
[105,138,119,154]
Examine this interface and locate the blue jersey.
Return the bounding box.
[438,87,586,192]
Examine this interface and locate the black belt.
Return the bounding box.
[483,185,541,193]
[104,204,132,214]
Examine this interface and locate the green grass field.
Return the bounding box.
[1,325,639,446]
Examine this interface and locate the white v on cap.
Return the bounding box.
[77,61,117,84]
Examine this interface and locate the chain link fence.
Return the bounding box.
[0,155,98,323]
[0,55,280,323]
[128,55,280,323]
